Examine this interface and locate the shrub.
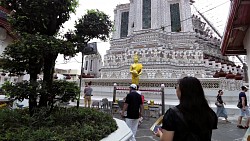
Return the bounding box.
[0,107,118,141]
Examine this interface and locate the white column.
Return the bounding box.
[151,0,158,29]
[128,0,135,35]
[180,0,193,32]
[158,0,164,29]
[134,0,142,31]
[113,9,120,39]
[165,1,171,32]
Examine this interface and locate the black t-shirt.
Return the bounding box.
[239,92,247,106]
[125,91,142,119]
[217,95,223,104]
[161,106,217,141]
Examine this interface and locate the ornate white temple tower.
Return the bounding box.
[101,0,244,79]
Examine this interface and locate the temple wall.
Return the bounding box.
[72,78,244,107]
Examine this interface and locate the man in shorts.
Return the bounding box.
[84,81,93,108]
[237,86,250,129]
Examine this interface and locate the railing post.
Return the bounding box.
[113,83,117,103]
[161,84,165,115]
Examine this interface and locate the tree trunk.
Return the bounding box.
[39,54,57,107]
[29,73,38,116]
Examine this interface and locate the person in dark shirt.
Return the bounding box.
[155,76,217,141]
[121,84,143,141]
[237,86,250,129]
[84,81,93,108]
[216,90,229,122]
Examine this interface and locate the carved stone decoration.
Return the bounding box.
[127,73,132,79]
[180,74,187,78]
[155,71,163,78]
[110,73,117,78]
[102,73,107,78]
[194,73,202,78]
[171,73,177,78]
[140,73,148,79]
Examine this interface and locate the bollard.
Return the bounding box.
[161,84,165,115]
[113,83,117,103]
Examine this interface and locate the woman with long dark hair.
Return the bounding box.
[216,90,229,122]
[155,76,217,141]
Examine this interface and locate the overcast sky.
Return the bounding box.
[55,0,231,70]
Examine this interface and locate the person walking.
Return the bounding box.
[84,81,93,108]
[216,90,229,122]
[155,76,217,141]
[121,84,143,141]
[136,85,144,126]
[237,86,250,129]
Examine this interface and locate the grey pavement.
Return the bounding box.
[114,114,248,141]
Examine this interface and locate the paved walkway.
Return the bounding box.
[114,114,248,141]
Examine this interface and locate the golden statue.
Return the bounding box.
[130,53,143,85]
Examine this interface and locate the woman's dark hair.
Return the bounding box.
[178,76,214,130]
[217,90,222,97]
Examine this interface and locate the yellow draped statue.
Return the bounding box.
[130,53,143,85]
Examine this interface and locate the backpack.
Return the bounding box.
[171,107,200,141]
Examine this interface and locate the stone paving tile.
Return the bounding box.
[117,115,246,140]
[114,113,247,141]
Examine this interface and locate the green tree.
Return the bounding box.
[66,9,113,54]
[0,0,78,114]
[2,80,80,115]
[1,33,75,115]
[0,2,113,115]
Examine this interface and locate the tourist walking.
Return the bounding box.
[237,86,250,129]
[136,85,144,126]
[84,81,93,108]
[216,90,229,122]
[121,84,143,141]
[155,76,217,141]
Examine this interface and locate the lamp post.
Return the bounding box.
[113,83,117,103]
[76,42,97,108]
[77,44,86,109]
[161,84,165,115]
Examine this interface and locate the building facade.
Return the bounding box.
[0,6,20,85]
[101,0,244,80]
[83,52,102,78]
